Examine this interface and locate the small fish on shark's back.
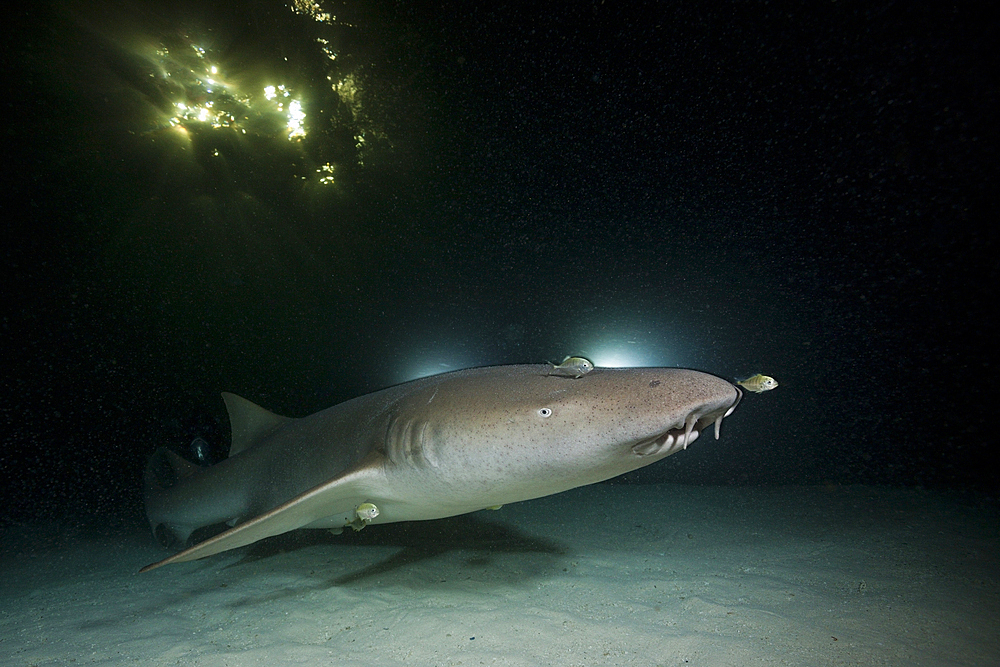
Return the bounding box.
[547,356,594,378]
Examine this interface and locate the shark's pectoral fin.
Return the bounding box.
[139,456,384,573]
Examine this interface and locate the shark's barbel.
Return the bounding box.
[141,364,741,572]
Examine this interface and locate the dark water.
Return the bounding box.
[2,0,996,528]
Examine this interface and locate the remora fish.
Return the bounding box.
[141,364,741,572]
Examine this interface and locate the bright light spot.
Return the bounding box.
[590,350,641,368]
[287,100,306,139]
[399,359,466,383]
[260,85,307,139]
[317,163,336,185]
[317,38,337,61]
[577,335,673,369]
[291,0,334,23]
[136,34,367,152]
[391,341,477,384]
[171,98,235,130]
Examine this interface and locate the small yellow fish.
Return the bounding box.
[548,356,594,378]
[355,502,380,522]
[347,502,380,531]
[737,374,778,393]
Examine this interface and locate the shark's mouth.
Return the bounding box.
[631,387,742,457]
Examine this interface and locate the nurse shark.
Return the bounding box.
[141,364,742,572]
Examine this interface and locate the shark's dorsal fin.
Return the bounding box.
[222,392,292,457]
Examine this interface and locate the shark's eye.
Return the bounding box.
[537,408,552,418]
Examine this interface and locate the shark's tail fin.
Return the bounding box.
[143,393,292,555]
[143,447,201,548]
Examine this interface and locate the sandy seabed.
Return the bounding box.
[1,484,997,667]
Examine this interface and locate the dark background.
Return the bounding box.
[2,1,996,527]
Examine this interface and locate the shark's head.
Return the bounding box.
[382,365,742,511]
